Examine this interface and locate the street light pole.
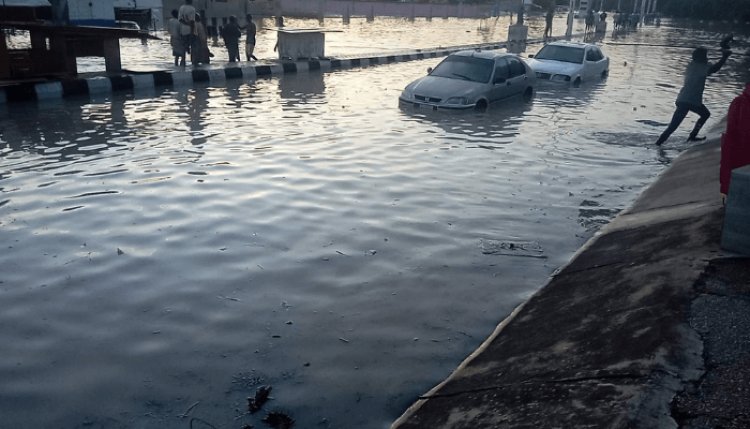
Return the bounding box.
[566,0,574,37]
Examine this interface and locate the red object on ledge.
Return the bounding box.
[721,83,750,195]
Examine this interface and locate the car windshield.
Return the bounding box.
[535,45,585,64]
[430,55,494,83]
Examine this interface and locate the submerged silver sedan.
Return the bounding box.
[527,41,610,85]
[399,50,535,110]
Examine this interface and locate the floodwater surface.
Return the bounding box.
[1,16,749,429]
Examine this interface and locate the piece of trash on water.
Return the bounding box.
[263,411,294,429]
[117,248,124,255]
[248,385,272,413]
[479,239,546,258]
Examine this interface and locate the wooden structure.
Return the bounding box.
[0,21,155,79]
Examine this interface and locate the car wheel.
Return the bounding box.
[522,87,534,102]
[475,99,488,112]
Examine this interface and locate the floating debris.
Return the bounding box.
[262,411,294,429]
[248,385,272,413]
[479,239,545,258]
[117,248,124,255]
[176,401,200,418]
[338,337,350,343]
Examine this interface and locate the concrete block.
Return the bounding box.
[35,82,63,100]
[721,165,750,255]
[86,76,112,95]
[241,66,257,80]
[507,24,528,54]
[131,74,155,91]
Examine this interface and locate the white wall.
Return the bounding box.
[68,0,116,24]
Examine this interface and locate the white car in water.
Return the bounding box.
[399,50,535,110]
[527,41,609,85]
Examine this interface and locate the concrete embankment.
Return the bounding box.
[392,128,750,428]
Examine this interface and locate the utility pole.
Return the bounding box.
[640,0,646,25]
[566,0,575,37]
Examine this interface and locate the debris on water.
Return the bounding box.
[480,239,545,258]
[335,250,347,256]
[262,411,294,428]
[281,301,292,310]
[117,248,124,255]
[368,249,377,255]
[218,295,241,302]
[285,321,293,325]
[176,401,200,418]
[338,337,350,343]
[248,385,272,413]
[636,119,668,127]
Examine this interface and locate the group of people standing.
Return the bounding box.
[167,0,257,67]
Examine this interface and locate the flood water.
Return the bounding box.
[1,15,749,429]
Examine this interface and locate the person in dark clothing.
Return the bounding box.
[544,7,554,38]
[221,15,243,62]
[655,47,731,145]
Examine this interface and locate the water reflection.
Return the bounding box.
[278,71,326,107]
[398,98,532,147]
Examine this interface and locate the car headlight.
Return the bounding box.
[445,96,469,105]
[551,74,571,82]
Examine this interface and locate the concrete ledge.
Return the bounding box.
[391,139,729,428]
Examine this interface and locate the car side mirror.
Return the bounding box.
[528,54,534,58]
[427,67,433,74]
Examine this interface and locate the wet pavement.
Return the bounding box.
[391,128,750,428]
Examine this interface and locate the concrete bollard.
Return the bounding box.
[507,24,528,53]
[721,165,750,255]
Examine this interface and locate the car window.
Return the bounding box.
[507,58,526,77]
[586,47,603,61]
[535,45,585,64]
[430,55,494,83]
[493,59,509,82]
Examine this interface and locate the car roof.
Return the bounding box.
[545,41,592,49]
[449,49,516,60]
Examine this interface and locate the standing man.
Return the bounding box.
[178,0,196,55]
[168,9,186,66]
[221,15,242,62]
[544,6,554,38]
[655,46,731,145]
[245,14,258,61]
